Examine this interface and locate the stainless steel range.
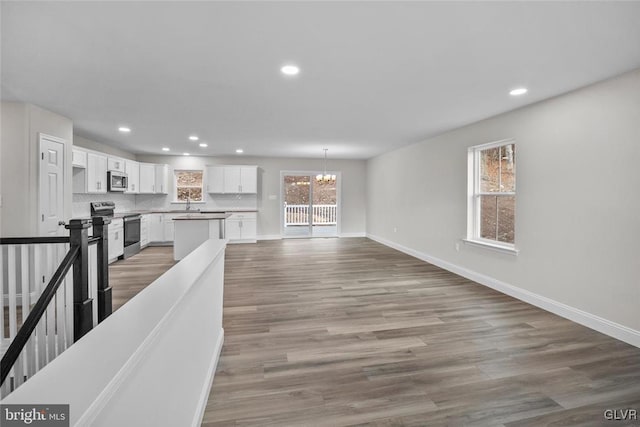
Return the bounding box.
[91,201,141,259]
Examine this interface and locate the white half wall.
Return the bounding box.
[366,69,640,342]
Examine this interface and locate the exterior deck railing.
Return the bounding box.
[285,204,337,226]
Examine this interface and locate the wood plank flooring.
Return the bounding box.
[111,239,640,426]
[108,246,176,311]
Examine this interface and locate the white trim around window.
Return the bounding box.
[466,138,518,254]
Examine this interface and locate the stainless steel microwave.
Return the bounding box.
[107,170,128,192]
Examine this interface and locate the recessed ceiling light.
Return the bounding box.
[118,126,131,133]
[509,88,528,96]
[280,64,300,76]
[162,147,170,152]
[189,135,199,141]
[183,152,190,156]
[199,143,208,148]
[235,149,244,154]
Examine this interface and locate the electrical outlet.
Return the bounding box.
[455,242,460,252]
[393,227,397,233]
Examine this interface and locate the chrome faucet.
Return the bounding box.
[186,196,191,211]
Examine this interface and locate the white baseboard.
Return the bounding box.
[339,232,367,238]
[367,233,640,348]
[257,234,282,241]
[192,328,224,427]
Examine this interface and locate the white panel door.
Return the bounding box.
[39,135,66,236]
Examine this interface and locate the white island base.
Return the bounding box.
[173,213,231,260]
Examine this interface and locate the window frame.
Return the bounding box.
[173,169,205,203]
[465,139,518,255]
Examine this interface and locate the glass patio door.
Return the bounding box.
[283,173,338,238]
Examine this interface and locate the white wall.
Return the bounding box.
[367,69,640,339]
[74,135,137,161]
[137,154,367,238]
[1,102,73,236]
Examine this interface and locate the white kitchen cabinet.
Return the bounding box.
[206,166,225,194]
[224,167,241,193]
[139,163,156,193]
[140,214,149,248]
[206,165,257,194]
[125,160,140,193]
[108,218,124,263]
[155,164,169,194]
[226,212,257,243]
[107,156,126,172]
[162,213,181,242]
[72,148,87,168]
[239,166,257,193]
[149,213,164,242]
[87,152,108,193]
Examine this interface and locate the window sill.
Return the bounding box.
[171,201,206,204]
[462,239,519,255]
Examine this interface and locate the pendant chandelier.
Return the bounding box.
[316,148,336,183]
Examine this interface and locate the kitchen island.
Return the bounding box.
[173,213,231,260]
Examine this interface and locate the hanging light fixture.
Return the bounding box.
[316,149,336,183]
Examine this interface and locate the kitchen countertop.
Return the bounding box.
[173,213,231,221]
[74,209,256,220]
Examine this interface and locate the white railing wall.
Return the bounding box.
[2,239,227,427]
[285,204,337,226]
[0,243,98,398]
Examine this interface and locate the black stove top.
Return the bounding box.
[91,201,115,217]
[90,201,140,218]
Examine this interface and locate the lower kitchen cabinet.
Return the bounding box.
[225,212,257,243]
[140,214,150,248]
[108,218,124,263]
[149,213,164,243]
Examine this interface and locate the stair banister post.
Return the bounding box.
[66,218,93,341]
[92,216,112,322]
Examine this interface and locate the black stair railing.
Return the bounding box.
[0,217,112,388]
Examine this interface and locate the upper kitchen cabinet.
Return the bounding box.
[72,148,87,168]
[139,163,156,193]
[107,156,126,172]
[206,166,225,193]
[125,159,140,193]
[206,165,257,194]
[155,164,169,194]
[239,166,257,193]
[86,152,108,193]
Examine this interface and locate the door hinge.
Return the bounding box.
[41,152,44,160]
[42,214,44,221]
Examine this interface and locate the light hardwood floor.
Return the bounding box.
[110,239,640,426]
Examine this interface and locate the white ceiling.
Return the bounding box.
[2,1,640,159]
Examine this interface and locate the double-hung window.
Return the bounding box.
[175,170,203,202]
[467,139,517,253]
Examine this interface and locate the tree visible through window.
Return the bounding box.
[469,141,516,246]
[175,170,203,202]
